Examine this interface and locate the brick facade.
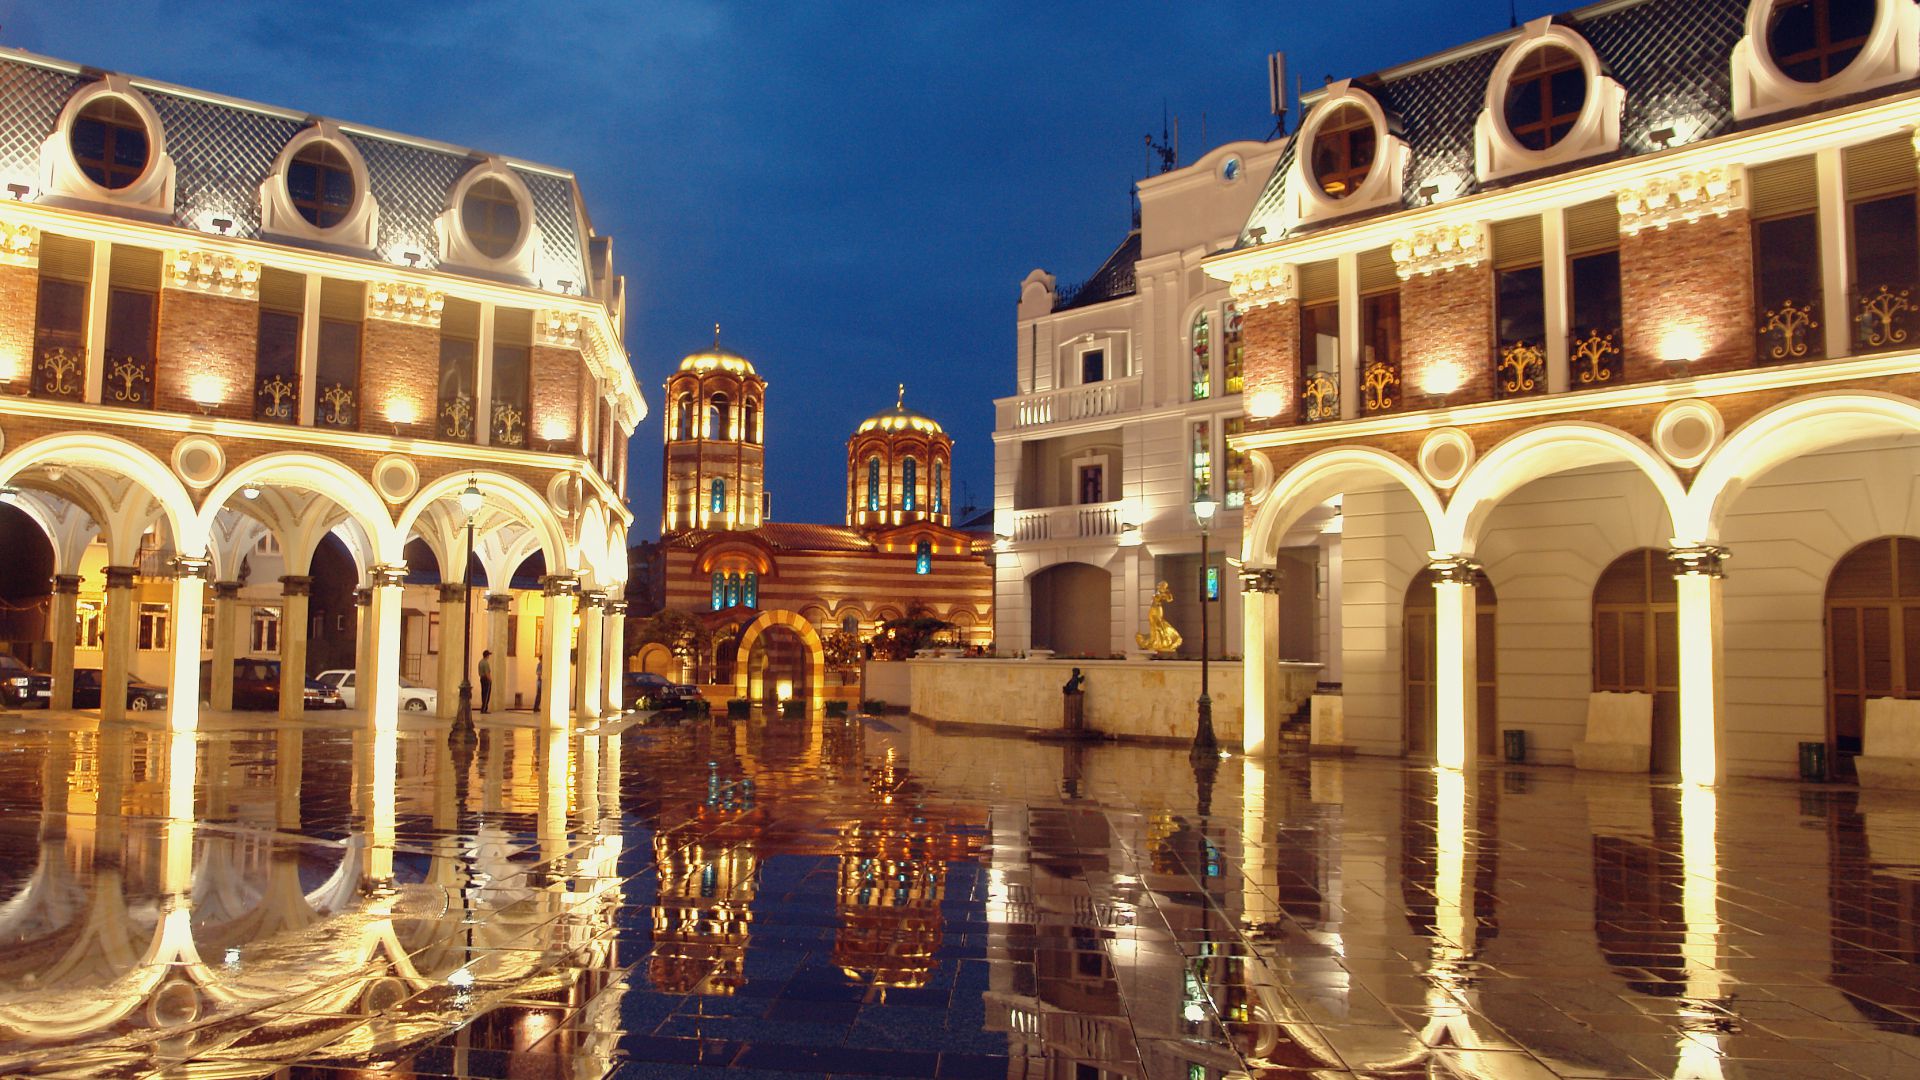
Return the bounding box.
[0,263,34,397]
[154,290,255,420]
[1402,264,1496,404]
[1240,301,1298,427]
[1620,209,1755,382]
[362,319,438,439]
[532,345,582,453]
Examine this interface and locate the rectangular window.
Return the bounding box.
[76,600,102,649]
[1191,420,1212,501]
[711,477,726,515]
[315,278,363,429]
[1081,348,1104,385]
[427,612,441,655]
[1298,300,1340,421]
[438,297,481,441]
[1190,311,1211,400]
[1493,217,1545,398]
[1846,136,1920,355]
[1567,197,1624,386]
[102,245,161,410]
[251,608,280,653]
[1222,303,1245,395]
[1223,417,1247,509]
[1357,246,1400,414]
[31,233,91,403]
[203,610,216,652]
[255,268,303,423]
[138,603,170,651]
[491,308,533,448]
[1750,155,1823,363]
[1078,464,1104,505]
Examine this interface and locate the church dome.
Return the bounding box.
[677,346,756,377]
[856,386,944,435]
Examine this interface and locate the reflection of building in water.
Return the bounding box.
[832,749,972,990]
[1828,791,1920,1036]
[1588,785,1690,996]
[649,822,760,996]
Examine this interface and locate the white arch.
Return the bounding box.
[1440,422,1685,556]
[0,433,201,555]
[396,471,569,579]
[1245,446,1443,564]
[1690,391,1920,542]
[198,452,398,568]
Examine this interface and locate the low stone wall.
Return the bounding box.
[905,657,1242,743]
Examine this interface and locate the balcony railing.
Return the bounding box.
[1569,327,1624,388]
[103,352,156,409]
[438,391,476,442]
[1852,282,1916,356]
[1010,500,1126,543]
[1758,297,1823,363]
[316,382,358,429]
[1300,369,1338,422]
[996,375,1141,432]
[31,339,84,401]
[1496,339,1546,398]
[255,372,297,423]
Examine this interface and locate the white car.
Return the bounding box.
[312,670,438,712]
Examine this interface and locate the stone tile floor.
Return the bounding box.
[0,709,1918,1078]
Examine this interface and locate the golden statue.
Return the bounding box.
[1136,580,1183,654]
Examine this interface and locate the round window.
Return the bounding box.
[1503,45,1587,150]
[1222,156,1242,181]
[1310,103,1376,199]
[461,176,523,260]
[1768,0,1876,83]
[70,96,150,190]
[287,141,355,228]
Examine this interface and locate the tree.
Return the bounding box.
[823,627,864,685]
[629,609,713,671]
[873,615,956,661]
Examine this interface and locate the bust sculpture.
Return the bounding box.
[1135,580,1183,654]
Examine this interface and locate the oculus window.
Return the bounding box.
[1310,103,1375,199]
[70,96,149,190]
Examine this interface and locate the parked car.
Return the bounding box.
[624,671,699,710]
[1,654,51,707]
[311,669,437,712]
[216,659,343,711]
[69,668,168,711]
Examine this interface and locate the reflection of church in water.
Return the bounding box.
[647,342,993,704]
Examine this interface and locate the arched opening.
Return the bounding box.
[1592,549,1678,773]
[0,501,55,679]
[674,394,693,440]
[305,532,359,678]
[742,398,759,444]
[708,393,730,441]
[1824,536,1920,777]
[1404,569,1497,758]
[747,624,811,706]
[1028,563,1110,657]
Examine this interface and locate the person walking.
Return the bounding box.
[533,654,543,710]
[478,650,493,713]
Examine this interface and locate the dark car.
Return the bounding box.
[70,668,168,711]
[624,671,698,710]
[1,654,51,707]
[217,659,342,711]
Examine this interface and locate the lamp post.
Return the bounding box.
[1192,496,1219,762]
[451,477,482,741]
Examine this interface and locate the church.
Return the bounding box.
[644,342,992,706]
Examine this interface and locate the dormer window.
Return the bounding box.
[287,142,354,227]
[1769,0,1874,82]
[1311,103,1375,199]
[1504,46,1585,150]
[71,97,148,190]
[463,177,522,259]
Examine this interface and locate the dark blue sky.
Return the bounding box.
[7,0,1554,537]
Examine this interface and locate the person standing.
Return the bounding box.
[533,654,543,710]
[478,650,493,713]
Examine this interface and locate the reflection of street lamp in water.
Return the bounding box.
[1191,496,1219,762]
[452,477,482,742]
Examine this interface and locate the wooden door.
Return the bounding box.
[1404,571,1497,758]
[1826,537,1920,775]
[1592,550,1679,773]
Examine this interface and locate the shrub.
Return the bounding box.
[726,698,751,718]
[780,698,806,718]
[824,699,849,717]
[683,698,711,718]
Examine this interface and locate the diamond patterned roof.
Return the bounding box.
[0,52,590,291]
[1240,0,1758,245]
[1053,230,1140,312]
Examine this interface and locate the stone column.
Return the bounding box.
[437,582,467,720]
[540,575,578,729]
[485,593,511,711]
[1670,545,1728,786]
[1238,568,1281,756]
[167,554,209,732]
[352,586,372,709]
[48,574,81,711]
[575,591,605,720]
[603,600,627,714]
[1428,556,1481,771]
[100,565,137,723]
[278,575,312,719]
[210,581,242,712]
[363,564,408,722]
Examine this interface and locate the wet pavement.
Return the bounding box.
[1,710,1920,1078]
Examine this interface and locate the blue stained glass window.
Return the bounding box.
[1205,564,1220,601]
[867,458,881,512]
[725,572,740,608]
[743,571,758,608]
[903,458,917,512]
[915,540,932,575]
[711,478,725,515]
[711,571,724,611]
[933,461,943,513]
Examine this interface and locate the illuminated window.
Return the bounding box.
[75,600,102,650]
[250,608,280,653]
[1190,310,1211,400]
[711,571,724,611]
[461,176,522,259]
[70,96,149,190]
[287,141,355,228]
[743,398,759,443]
[1191,421,1212,501]
[709,393,731,440]
[867,457,881,512]
[725,573,740,608]
[1503,46,1586,151]
[137,602,170,651]
[932,460,944,514]
[915,540,932,575]
[743,572,758,608]
[1224,417,1247,509]
[711,478,725,515]
[903,457,918,512]
[1768,0,1874,84]
[1310,102,1376,199]
[1222,303,1244,395]
[674,393,694,439]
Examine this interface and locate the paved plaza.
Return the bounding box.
[1,710,1919,1078]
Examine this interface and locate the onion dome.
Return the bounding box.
[857,385,945,435]
[677,323,758,376]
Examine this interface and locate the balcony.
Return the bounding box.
[1010,500,1126,543]
[995,375,1141,433]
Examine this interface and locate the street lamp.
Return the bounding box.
[451,477,482,741]
[1192,496,1219,762]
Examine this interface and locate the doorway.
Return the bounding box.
[1403,569,1497,758]
[1592,549,1678,773]
[1825,536,1920,778]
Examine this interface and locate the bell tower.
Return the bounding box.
[847,385,953,531]
[662,326,767,534]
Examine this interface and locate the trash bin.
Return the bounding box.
[1799,741,1828,782]
[1503,728,1527,763]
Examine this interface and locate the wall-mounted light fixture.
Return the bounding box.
[5,184,27,201]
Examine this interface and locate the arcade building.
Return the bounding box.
[650,345,992,705]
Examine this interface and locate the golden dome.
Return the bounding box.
[857,384,945,435]
[677,347,756,377]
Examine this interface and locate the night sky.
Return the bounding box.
[6,0,1555,538]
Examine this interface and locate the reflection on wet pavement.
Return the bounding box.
[3,713,1920,1078]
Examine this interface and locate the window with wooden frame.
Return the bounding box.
[102,245,161,410]
[1309,103,1376,199]
[1567,198,1624,386]
[287,141,355,228]
[255,268,303,423]
[437,298,480,441]
[1825,536,1920,770]
[490,308,533,447]
[1503,45,1587,151]
[1358,247,1400,414]
[137,602,171,651]
[30,233,90,403]
[1750,155,1824,362]
[1298,259,1340,422]
[1767,0,1876,84]
[462,176,523,259]
[70,96,149,190]
[315,278,364,429]
[1844,135,1920,355]
[1592,549,1679,772]
[1493,217,1547,398]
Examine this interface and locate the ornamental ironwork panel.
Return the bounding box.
[316,382,357,429]
[1361,358,1399,414]
[1497,340,1545,398]
[103,353,155,408]
[491,401,526,448]
[255,373,297,423]
[1300,370,1339,423]
[439,392,475,442]
[31,342,84,401]
[1758,299,1821,362]
[1570,328,1623,387]
[1853,283,1915,354]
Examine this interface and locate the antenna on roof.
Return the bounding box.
[1145,105,1178,175]
[1509,0,1519,27]
[1268,52,1289,136]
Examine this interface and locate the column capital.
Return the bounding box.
[1238,567,1281,594]
[103,565,137,590]
[605,600,628,617]
[352,586,371,606]
[1425,555,1484,586]
[485,592,512,612]
[51,573,83,595]
[541,574,580,597]
[170,553,212,580]
[1668,544,1729,579]
[581,590,608,610]
[278,574,313,597]
[438,582,468,604]
[370,564,409,589]
[213,580,243,600]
